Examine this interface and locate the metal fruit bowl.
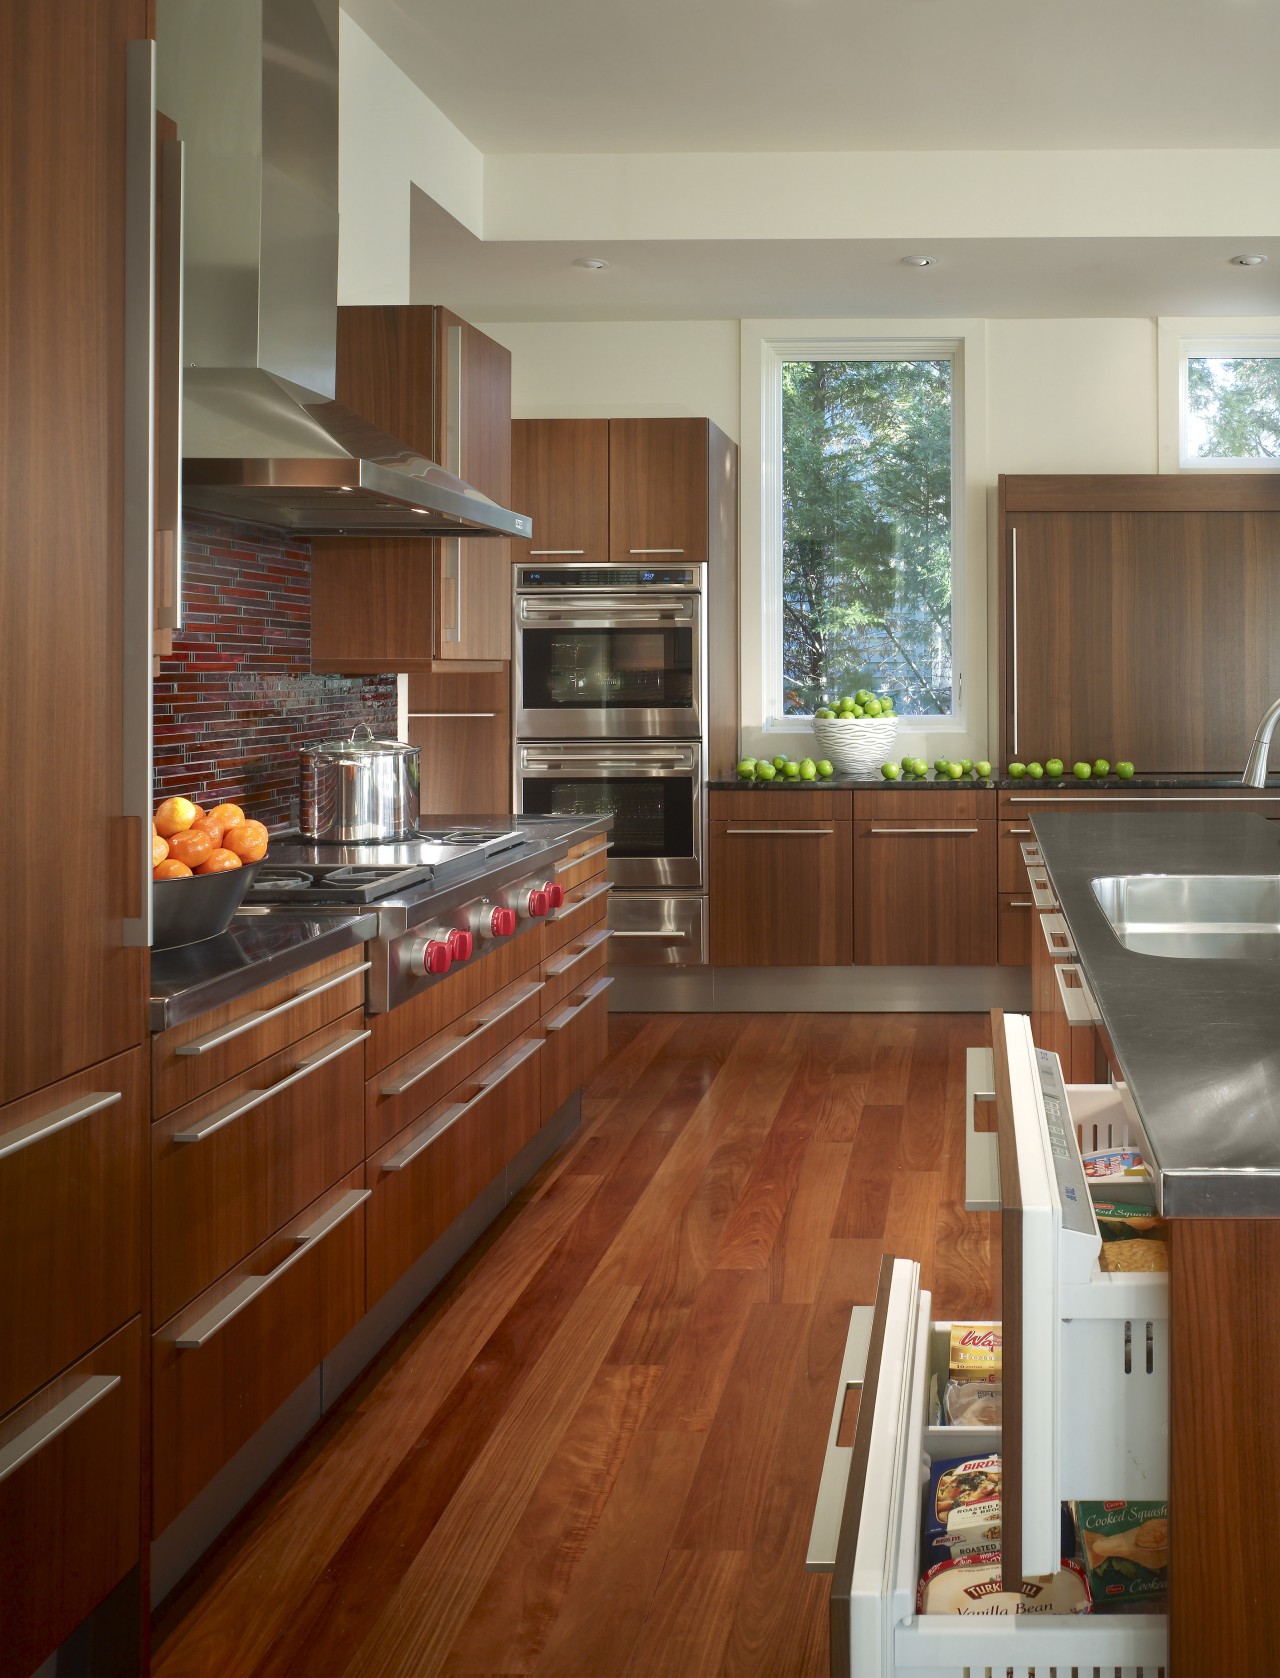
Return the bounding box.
[812,715,899,776]
[152,860,262,950]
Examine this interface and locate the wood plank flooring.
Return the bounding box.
[153,1011,995,1678]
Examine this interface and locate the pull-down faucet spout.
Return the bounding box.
[1242,696,1280,788]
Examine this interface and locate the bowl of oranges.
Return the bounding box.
[151,797,270,949]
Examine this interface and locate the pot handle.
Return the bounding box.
[350,721,375,744]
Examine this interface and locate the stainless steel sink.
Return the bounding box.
[1091,874,1280,959]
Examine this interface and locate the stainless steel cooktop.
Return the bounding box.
[244,827,533,904]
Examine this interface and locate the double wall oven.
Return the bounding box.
[513,563,709,965]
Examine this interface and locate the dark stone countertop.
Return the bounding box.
[1032,808,1280,1218]
[707,771,1280,792]
[150,814,612,1031]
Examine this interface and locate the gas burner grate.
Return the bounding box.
[251,869,316,891]
[322,865,409,885]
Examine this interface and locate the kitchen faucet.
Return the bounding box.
[1242,695,1280,788]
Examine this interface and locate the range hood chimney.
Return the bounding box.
[156,0,530,539]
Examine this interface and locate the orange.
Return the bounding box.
[152,831,169,867]
[196,847,242,874]
[168,827,215,869]
[191,812,228,845]
[222,819,269,863]
[155,796,199,837]
[207,802,246,832]
[153,859,193,880]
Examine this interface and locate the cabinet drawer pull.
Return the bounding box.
[1020,841,1043,865]
[1026,866,1058,909]
[1007,794,1280,806]
[545,974,614,1031]
[1010,526,1020,755]
[380,982,545,1096]
[867,826,979,836]
[628,548,684,554]
[612,929,689,940]
[1040,911,1075,957]
[175,1188,370,1349]
[407,711,499,719]
[544,927,612,978]
[1008,900,1034,909]
[554,841,611,873]
[174,961,371,1056]
[555,879,613,917]
[724,827,835,836]
[1055,961,1101,1026]
[528,549,585,555]
[173,1028,370,1143]
[0,1374,122,1485]
[382,1040,542,1173]
[0,1090,121,1163]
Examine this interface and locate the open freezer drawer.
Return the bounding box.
[810,1255,1167,1678]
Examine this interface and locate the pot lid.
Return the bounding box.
[302,722,417,758]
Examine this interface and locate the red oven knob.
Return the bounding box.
[541,881,565,910]
[409,937,451,977]
[491,907,517,937]
[525,888,550,919]
[446,927,474,962]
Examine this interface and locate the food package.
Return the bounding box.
[949,1323,1002,1381]
[922,1455,1003,1563]
[1071,1502,1168,1607]
[1099,1238,1168,1273]
[918,1552,1091,1616]
[1082,1146,1146,1180]
[943,1381,1002,1426]
[1093,1198,1165,1240]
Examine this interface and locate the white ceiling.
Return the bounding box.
[410,191,1280,320]
[345,0,1280,154]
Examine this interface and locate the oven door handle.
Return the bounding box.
[522,757,693,772]
[517,602,695,624]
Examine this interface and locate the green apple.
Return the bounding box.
[814,707,833,720]
[881,761,901,780]
[800,758,817,781]
[960,758,974,773]
[1073,761,1092,780]
[1008,762,1026,778]
[1093,758,1111,777]
[946,761,964,779]
[784,760,801,779]
[772,756,788,772]
[1116,760,1135,779]
[1027,762,1044,779]
[1045,757,1064,779]
[816,759,834,779]
[976,760,992,778]
[755,761,776,781]
[736,759,756,780]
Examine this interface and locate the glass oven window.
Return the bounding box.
[521,626,694,711]
[520,774,693,859]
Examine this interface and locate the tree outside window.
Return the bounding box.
[1186,356,1280,462]
[781,357,954,717]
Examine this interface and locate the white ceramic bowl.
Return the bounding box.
[812,715,899,776]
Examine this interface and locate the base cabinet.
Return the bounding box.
[710,815,853,966]
[853,819,996,966]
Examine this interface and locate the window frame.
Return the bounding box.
[1157,316,1280,472]
[740,320,988,756]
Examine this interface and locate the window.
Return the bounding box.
[779,355,956,717]
[1182,346,1280,467]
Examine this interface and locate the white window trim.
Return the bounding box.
[739,318,989,765]
[1157,315,1280,472]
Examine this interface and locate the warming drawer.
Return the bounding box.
[608,892,707,966]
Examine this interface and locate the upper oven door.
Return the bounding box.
[516,742,703,889]
[514,592,704,739]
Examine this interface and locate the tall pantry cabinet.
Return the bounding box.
[1,6,152,1675]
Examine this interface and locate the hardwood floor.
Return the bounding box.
[153,1012,995,1678]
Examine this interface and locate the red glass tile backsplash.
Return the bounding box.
[153,519,398,829]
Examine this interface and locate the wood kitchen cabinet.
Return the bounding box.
[852,801,997,966]
[311,304,513,671]
[709,794,854,966]
[609,418,732,565]
[405,668,512,816]
[1000,475,1280,773]
[511,418,610,564]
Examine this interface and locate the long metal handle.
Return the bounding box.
[1008,900,1034,909]
[0,1376,122,1486]
[173,1028,370,1143]
[1007,826,1033,836]
[554,842,612,873]
[175,1188,370,1350]
[155,135,184,633]
[380,981,545,1096]
[1010,525,1019,757]
[611,929,689,940]
[408,712,498,720]
[545,974,614,1031]
[1027,866,1058,909]
[628,548,685,554]
[1055,961,1101,1026]
[0,1091,122,1164]
[554,879,613,918]
[123,39,156,946]
[529,549,585,555]
[724,827,836,836]
[443,538,462,646]
[527,758,688,771]
[382,1040,542,1172]
[1040,911,1075,957]
[175,961,371,1055]
[867,826,979,836]
[544,928,612,978]
[1008,794,1280,805]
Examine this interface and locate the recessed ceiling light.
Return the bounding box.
[574,257,610,271]
[901,254,935,268]
[1230,253,1268,266]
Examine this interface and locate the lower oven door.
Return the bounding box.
[609,892,707,966]
[516,742,702,889]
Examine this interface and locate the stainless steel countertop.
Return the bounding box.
[150,814,611,1031]
[1032,809,1280,1217]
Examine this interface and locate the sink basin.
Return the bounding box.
[1091,874,1280,959]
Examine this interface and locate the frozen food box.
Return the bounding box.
[1082,1146,1146,1180]
[1072,1501,1169,1606]
[949,1323,1002,1381]
[922,1454,1003,1562]
[918,1552,1091,1616]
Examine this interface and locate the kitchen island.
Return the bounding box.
[1032,807,1280,1678]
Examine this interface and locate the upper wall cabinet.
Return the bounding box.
[1000,475,1280,775]
[511,419,610,565]
[311,306,513,672]
[609,418,718,565]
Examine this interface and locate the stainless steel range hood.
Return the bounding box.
[156,0,530,539]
